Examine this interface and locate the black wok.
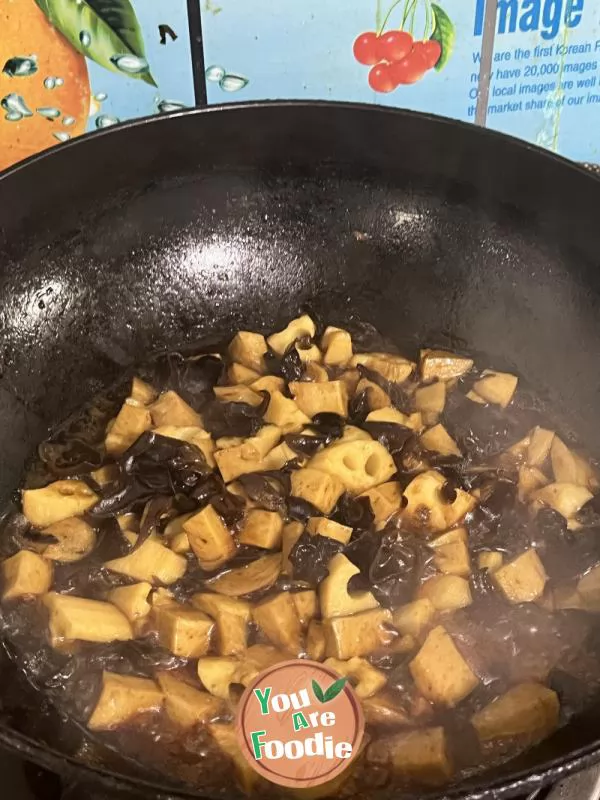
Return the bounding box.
[2,101,600,799]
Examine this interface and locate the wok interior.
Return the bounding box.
[2,103,600,797]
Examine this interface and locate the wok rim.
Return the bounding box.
[2,100,600,797]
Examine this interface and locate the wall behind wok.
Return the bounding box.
[2,0,600,171]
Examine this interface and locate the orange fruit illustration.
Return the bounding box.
[0,0,90,172]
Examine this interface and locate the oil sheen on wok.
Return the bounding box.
[2,314,600,798]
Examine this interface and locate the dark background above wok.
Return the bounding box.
[2,102,600,799]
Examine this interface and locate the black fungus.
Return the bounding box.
[284,433,325,458]
[344,526,433,608]
[332,493,375,532]
[287,495,321,522]
[237,472,288,513]
[264,342,304,383]
[348,390,369,424]
[202,391,270,439]
[309,413,345,443]
[88,433,211,518]
[361,421,412,455]
[38,437,104,478]
[155,352,223,410]
[133,495,174,552]
[288,531,344,584]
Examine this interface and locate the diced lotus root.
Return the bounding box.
[263,391,311,434]
[228,331,268,373]
[290,467,345,513]
[306,517,352,544]
[42,517,96,563]
[43,592,133,644]
[150,390,202,428]
[323,608,393,659]
[2,550,52,601]
[157,671,223,728]
[108,582,152,621]
[393,599,435,639]
[351,352,414,383]
[493,549,547,604]
[267,315,316,355]
[418,575,472,612]
[550,437,598,489]
[252,592,302,655]
[429,527,470,576]
[324,657,386,698]
[319,553,379,618]
[105,399,152,455]
[88,672,163,730]
[402,470,476,534]
[531,482,592,520]
[289,380,348,418]
[154,603,214,657]
[184,505,236,570]
[105,533,187,584]
[192,593,250,656]
[22,480,98,528]
[239,509,283,549]
[414,382,446,423]
[473,371,518,408]
[420,350,473,382]
[309,440,396,495]
[321,326,353,366]
[369,727,452,785]
[472,683,559,744]
[409,626,479,707]
[359,481,402,525]
[420,424,460,457]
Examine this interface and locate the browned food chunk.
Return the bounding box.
[358,481,402,525]
[430,527,471,576]
[192,593,251,656]
[41,517,96,563]
[289,380,349,418]
[156,672,223,728]
[369,727,452,785]
[324,657,386,698]
[105,399,152,455]
[2,550,53,601]
[252,592,302,655]
[472,683,559,743]
[150,390,203,428]
[88,672,163,730]
[493,549,547,604]
[22,480,98,527]
[306,516,352,544]
[420,350,473,382]
[393,599,436,639]
[154,604,214,658]
[108,582,152,622]
[351,352,414,383]
[291,590,318,627]
[321,326,353,366]
[183,505,236,571]
[238,509,283,549]
[43,593,133,645]
[418,575,472,612]
[402,471,476,534]
[105,533,187,584]
[228,330,268,373]
[323,608,393,659]
[410,626,479,707]
[319,554,379,618]
[290,467,345,514]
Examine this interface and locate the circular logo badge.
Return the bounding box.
[236,659,365,789]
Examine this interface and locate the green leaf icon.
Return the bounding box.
[431,4,455,72]
[312,679,325,703]
[312,677,347,703]
[323,677,348,702]
[34,0,157,86]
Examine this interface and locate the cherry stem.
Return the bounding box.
[377,0,409,35]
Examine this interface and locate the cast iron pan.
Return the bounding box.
[2,101,600,799]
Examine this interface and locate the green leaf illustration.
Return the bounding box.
[323,677,348,702]
[312,679,325,703]
[431,4,455,72]
[34,0,157,86]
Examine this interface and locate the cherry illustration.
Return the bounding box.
[368,63,396,93]
[378,30,413,62]
[353,32,381,65]
[421,39,442,69]
[391,48,427,85]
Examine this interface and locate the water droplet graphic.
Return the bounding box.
[55,77,64,86]
[205,64,225,82]
[110,54,149,75]
[44,76,56,89]
[36,106,60,119]
[219,74,249,93]
[5,111,22,122]
[94,91,108,102]
[157,99,187,113]
[79,30,91,48]
[53,132,70,143]
[95,114,120,129]
[62,115,75,126]
[1,93,33,117]
[3,55,38,78]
